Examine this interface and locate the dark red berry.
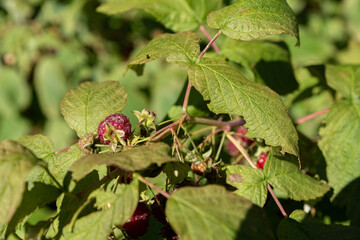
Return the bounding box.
[151,194,167,224]
[256,152,268,169]
[122,202,150,238]
[97,113,131,145]
[161,224,178,240]
[226,126,253,156]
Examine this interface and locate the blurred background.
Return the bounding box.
[0,0,359,151]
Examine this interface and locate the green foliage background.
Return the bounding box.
[0,0,359,239]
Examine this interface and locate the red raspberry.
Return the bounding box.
[256,152,268,169]
[122,202,150,238]
[97,113,131,145]
[226,126,253,156]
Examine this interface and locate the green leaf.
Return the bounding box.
[0,140,38,225]
[325,65,360,100]
[225,165,267,207]
[91,178,139,226]
[277,209,360,240]
[319,101,360,199]
[97,0,222,32]
[50,144,84,184]
[61,179,139,239]
[128,32,200,72]
[264,149,330,201]
[18,134,54,160]
[34,57,68,119]
[222,39,290,68]
[222,39,298,95]
[6,183,61,236]
[163,162,191,184]
[166,185,275,240]
[18,134,56,186]
[61,210,113,240]
[207,0,299,44]
[70,142,176,180]
[60,81,127,137]
[168,105,208,119]
[188,57,299,156]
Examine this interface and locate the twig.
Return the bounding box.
[182,30,222,112]
[198,30,222,58]
[295,108,329,124]
[226,132,257,169]
[138,176,170,198]
[55,146,71,155]
[199,25,221,54]
[267,184,288,217]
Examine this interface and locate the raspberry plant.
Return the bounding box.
[1,0,360,239]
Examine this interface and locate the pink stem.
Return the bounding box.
[267,184,288,217]
[295,108,329,124]
[199,25,221,54]
[55,146,71,155]
[138,176,170,198]
[198,30,222,58]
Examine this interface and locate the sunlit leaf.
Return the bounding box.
[188,58,299,156]
[325,65,360,100]
[264,149,330,201]
[319,101,360,199]
[225,165,267,207]
[166,185,275,240]
[97,0,222,32]
[128,31,200,72]
[70,143,176,180]
[60,81,127,137]
[207,0,299,44]
[0,140,38,225]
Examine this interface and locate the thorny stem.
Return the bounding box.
[199,25,221,54]
[226,131,288,217]
[295,108,329,125]
[138,175,170,199]
[182,30,222,112]
[267,184,288,217]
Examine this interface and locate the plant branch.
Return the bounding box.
[226,131,288,217]
[267,184,287,217]
[188,116,245,129]
[295,108,329,125]
[55,146,71,155]
[138,175,170,199]
[226,132,257,168]
[199,25,221,54]
[198,30,222,58]
[182,30,222,112]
